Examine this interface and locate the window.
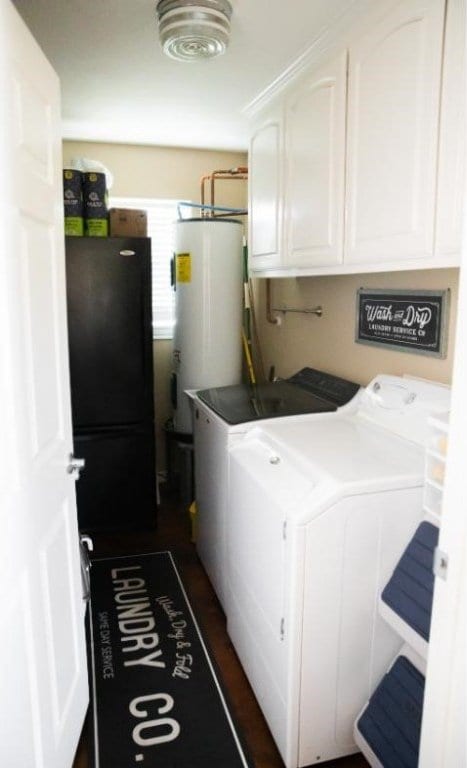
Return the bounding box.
[110,196,180,339]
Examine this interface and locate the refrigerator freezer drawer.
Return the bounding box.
[74,428,156,532]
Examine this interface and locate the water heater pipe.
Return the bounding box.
[266,279,280,325]
[200,166,248,216]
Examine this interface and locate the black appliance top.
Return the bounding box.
[196,368,361,425]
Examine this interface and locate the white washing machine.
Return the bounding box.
[224,375,450,768]
[190,369,361,609]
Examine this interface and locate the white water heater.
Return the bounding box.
[172,218,244,433]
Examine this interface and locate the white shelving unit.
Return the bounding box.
[354,412,451,765]
[424,412,450,519]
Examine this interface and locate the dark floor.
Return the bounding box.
[72,485,368,768]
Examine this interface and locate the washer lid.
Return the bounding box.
[196,368,360,424]
[239,413,425,495]
[197,381,335,424]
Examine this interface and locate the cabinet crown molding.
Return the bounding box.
[242,0,374,118]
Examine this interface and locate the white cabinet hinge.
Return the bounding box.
[433,546,449,581]
[282,520,287,540]
[280,617,285,641]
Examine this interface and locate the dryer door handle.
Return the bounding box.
[372,381,416,409]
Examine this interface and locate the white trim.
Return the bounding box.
[418,74,467,764]
[88,599,100,768]
[242,0,385,118]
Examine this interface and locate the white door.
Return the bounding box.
[285,51,347,268]
[0,4,89,768]
[418,36,467,756]
[345,0,445,264]
[434,0,466,257]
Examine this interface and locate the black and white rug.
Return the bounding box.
[87,551,252,768]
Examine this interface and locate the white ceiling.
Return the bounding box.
[13,0,354,151]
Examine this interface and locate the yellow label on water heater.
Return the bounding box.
[176,252,191,283]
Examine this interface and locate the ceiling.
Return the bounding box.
[13,0,354,151]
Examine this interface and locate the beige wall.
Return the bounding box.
[63,140,457,470]
[63,140,247,472]
[253,268,459,386]
[62,141,247,207]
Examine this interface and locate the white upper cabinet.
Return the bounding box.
[435,0,466,256]
[285,52,347,268]
[247,0,463,276]
[249,105,283,270]
[345,0,446,265]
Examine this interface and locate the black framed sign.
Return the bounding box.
[356,288,449,358]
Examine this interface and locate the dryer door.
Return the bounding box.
[225,430,313,765]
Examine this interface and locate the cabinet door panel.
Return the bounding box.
[249,111,283,270]
[346,0,445,264]
[286,52,347,267]
[435,0,465,257]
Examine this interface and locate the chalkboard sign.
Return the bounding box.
[356,289,449,358]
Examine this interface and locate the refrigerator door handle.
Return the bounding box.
[67,453,85,479]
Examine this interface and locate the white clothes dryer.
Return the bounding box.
[224,375,450,768]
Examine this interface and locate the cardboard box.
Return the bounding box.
[109,208,148,237]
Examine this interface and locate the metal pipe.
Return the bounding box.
[266,279,323,321]
[272,305,323,317]
[211,169,248,213]
[210,175,248,208]
[199,167,248,217]
[266,279,280,324]
[199,173,212,216]
[177,201,247,219]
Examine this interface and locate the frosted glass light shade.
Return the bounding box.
[156,0,233,61]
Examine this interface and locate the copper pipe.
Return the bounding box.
[199,173,212,216]
[211,169,248,215]
[200,167,248,217]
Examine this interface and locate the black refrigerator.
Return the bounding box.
[65,236,157,533]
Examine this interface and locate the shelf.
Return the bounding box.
[426,448,446,463]
[424,411,449,518]
[380,521,439,659]
[425,476,444,493]
[427,433,449,456]
[428,411,450,433]
[423,483,443,517]
[355,654,425,768]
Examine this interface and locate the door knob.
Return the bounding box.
[67,453,85,479]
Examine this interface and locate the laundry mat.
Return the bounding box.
[88,551,251,768]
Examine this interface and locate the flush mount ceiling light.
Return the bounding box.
[156,0,233,62]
